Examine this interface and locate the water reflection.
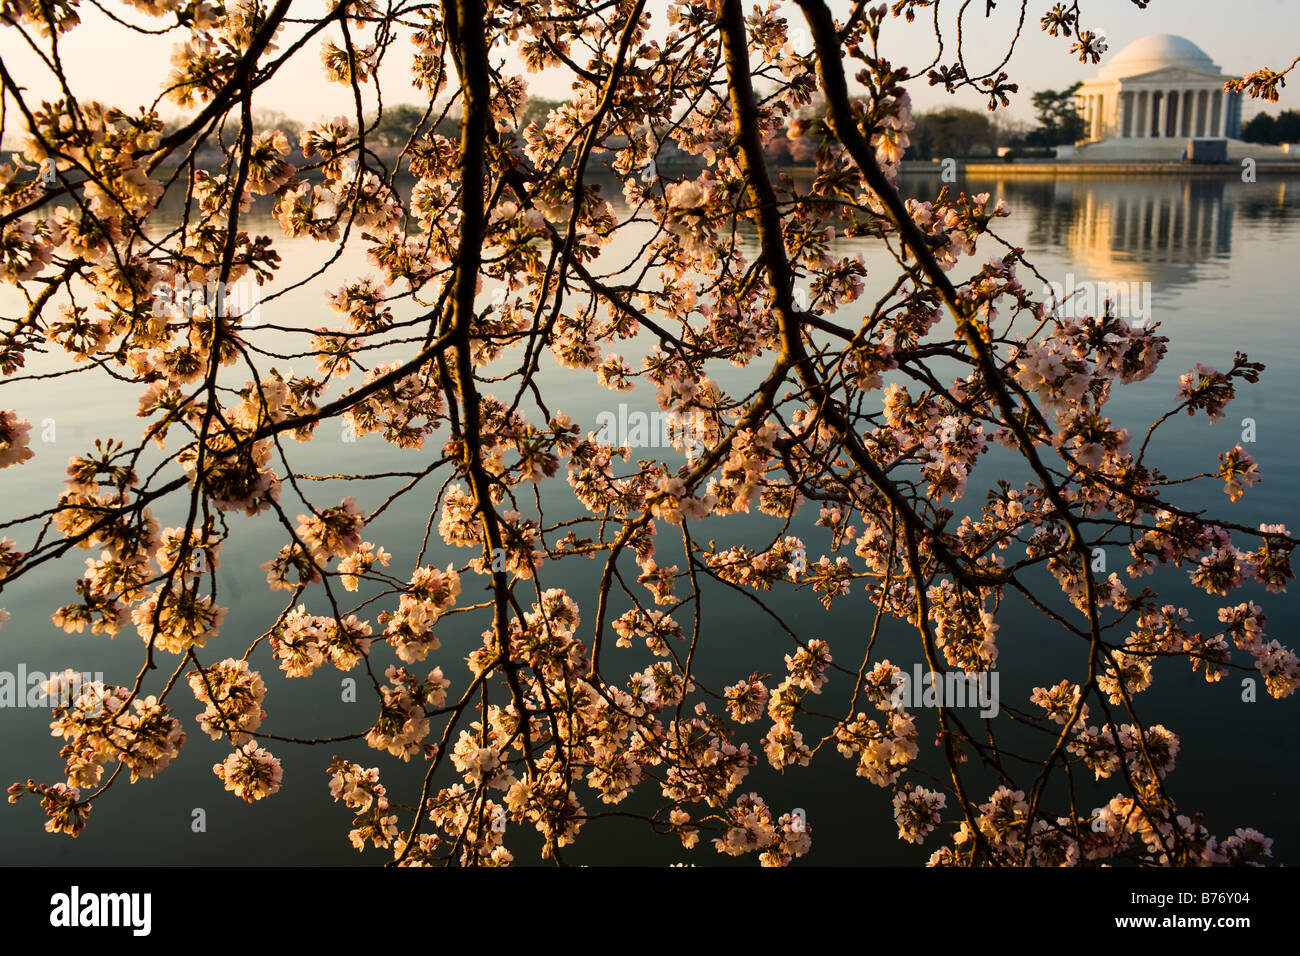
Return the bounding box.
[4,171,1300,865]
[902,173,1300,314]
[1066,178,1233,280]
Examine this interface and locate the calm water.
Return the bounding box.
[2,172,1298,865]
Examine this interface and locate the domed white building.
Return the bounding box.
[1073,34,1246,159]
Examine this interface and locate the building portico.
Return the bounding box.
[1072,34,1247,160]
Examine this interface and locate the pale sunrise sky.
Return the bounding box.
[1,0,1297,136]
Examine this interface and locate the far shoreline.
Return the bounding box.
[886,159,1300,177]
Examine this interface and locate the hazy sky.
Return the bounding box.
[1,0,1297,135]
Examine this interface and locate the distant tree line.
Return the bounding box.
[151,100,564,160]
[907,107,1000,159]
[368,98,565,147]
[1241,109,1300,144]
[143,83,1093,172]
[766,83,1084,163]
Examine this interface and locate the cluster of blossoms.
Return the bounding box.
[327,759,400,851]
[47,684,185,790]
[187,658,266,745]
[926,580,999,670]
[131,584,227,655]
[712,793,811,866]
[706,536,809,590]
[755,640,833,772]
[835,664,923,788]
[893,786,947,844]
[366,664,448,760]
[213,741,282,803]
[1218,446,1261,503]
[723,678,769,724]
[296,497,365,561]
[377,564,460,662]
[611,607,684,656]
[270,606,374,677]
[1031,680,1087,725]
[1064,721,1181,786]
[0,410,34,469]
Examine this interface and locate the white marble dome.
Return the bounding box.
[1099,34,1218,81]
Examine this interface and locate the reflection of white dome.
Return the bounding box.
[1099,34,1218,80]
